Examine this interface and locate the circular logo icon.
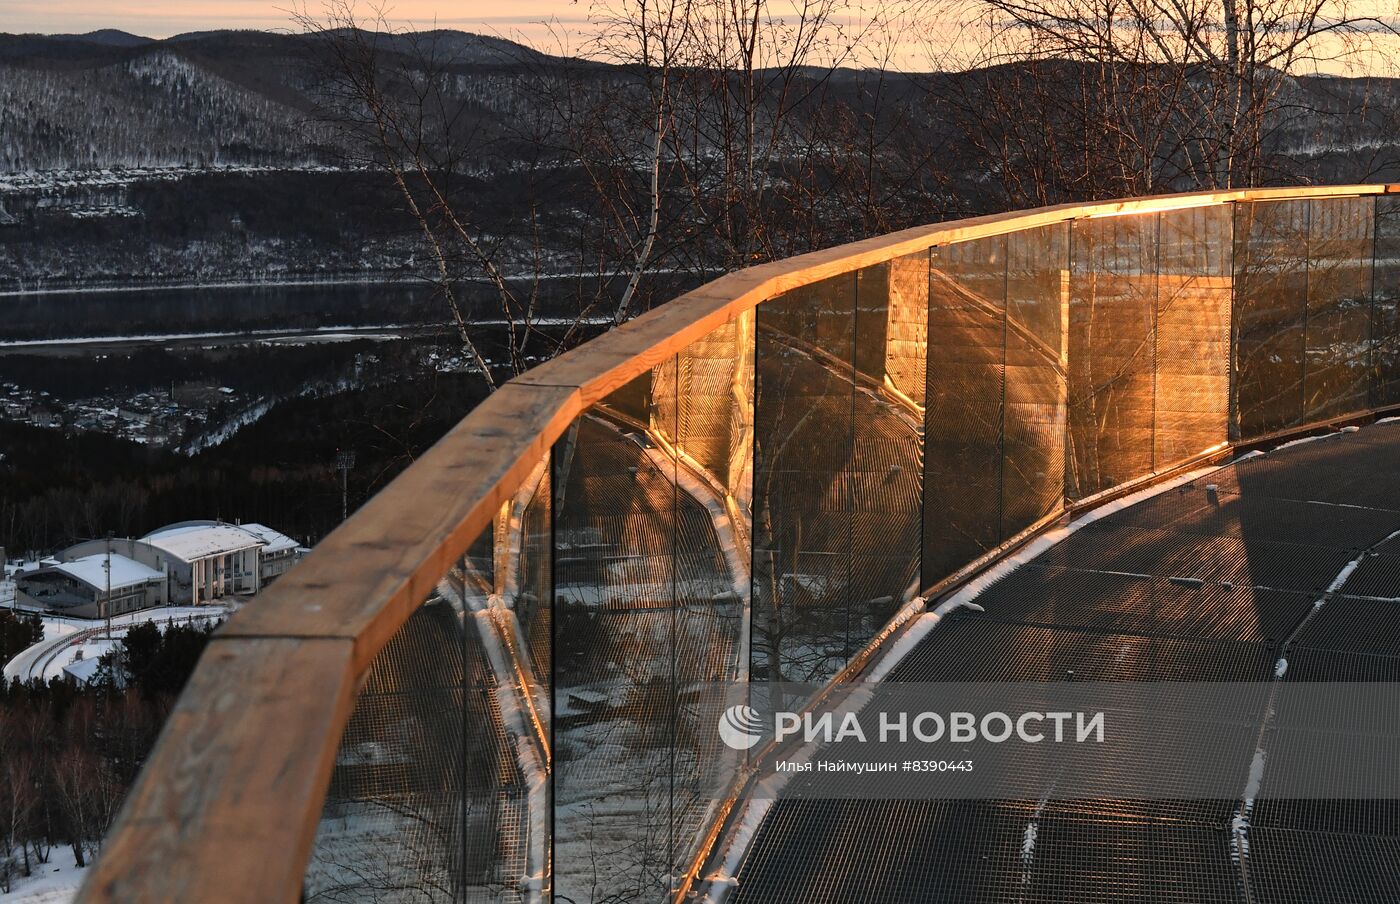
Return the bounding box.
[718,703,765,750]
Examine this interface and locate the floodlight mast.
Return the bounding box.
[335,449,357,523]
[104,532,113,640]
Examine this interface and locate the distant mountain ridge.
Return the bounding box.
[4,26,1397,177]
[42,29,154,47]
[2,25,1398,293]
[0,28,555,172]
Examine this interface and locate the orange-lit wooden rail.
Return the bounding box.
[78,185,1400,903]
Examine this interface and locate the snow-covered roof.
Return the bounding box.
[142,523,264,562]
[53,553,163,591]
[237,523,299,555]
[63,656,103,684]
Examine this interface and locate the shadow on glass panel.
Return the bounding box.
[552,332,751,900]
[752,274,857,687]
[552,366,679,903]
[505,455,552,692]
[1155,205,1232,467]
[1233,200,1310,439]
[304,582,529,903]
[851,258,924,638]
[925,238,1005,581]
[1003,224,1069,537]
[1304,197,1375,421]
[1376,197,1400,408]
[661,315,755,875]
[1067,214,1157,499]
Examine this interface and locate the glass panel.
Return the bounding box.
[1233,199,1310,439]
[1376,197,1400,407]
[1304,197,1375,421]
[552,364,679,903]
[512,456,551,689]
[1067,214,1158,498]
[304,530,529,903]
[667,311,756,533]
[666,313,756,879]
[1155,205,1232,466]
[851,258,925,635]
[463,523,495,604]
[753,273,856,686]
[1003,223,1069,536]
[884,252,929,407]
[924,237,1006,582]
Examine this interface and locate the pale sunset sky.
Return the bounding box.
[2,1,583,46]
[3,0,1398,73]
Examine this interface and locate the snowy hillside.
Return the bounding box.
[0,28,554,173]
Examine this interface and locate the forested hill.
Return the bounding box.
[3,28,1399,292]
[5,28,1399,178]
[0,29,558,172]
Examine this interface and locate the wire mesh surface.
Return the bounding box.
[729,419,1400,903]
[304,598,527,903]
[753,267,924,686]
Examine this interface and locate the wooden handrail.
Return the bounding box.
[79,184,1399,902]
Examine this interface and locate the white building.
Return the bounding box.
[231,523,303,584]
[141,523,266,604]
[15,552,166,618]
[40,520,308,612]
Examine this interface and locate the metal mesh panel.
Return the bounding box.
[550,316,755,901]
[304,595,527,903]
[730,799,1030,904]
[1247,829,1400,904]
[1372,196,1400,407]
[851,260,924,641]
[1067,215,1158,498]
[668,317,755,880]
[552,368,679,903]
[924,238,1006,581]
[1233,200,1310,438]
[1304,197,1375,421]
[1003,223,1070,537]
[1155,205,1232,466]
[753,274,857,685]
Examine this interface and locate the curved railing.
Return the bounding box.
[81,186,1400,903]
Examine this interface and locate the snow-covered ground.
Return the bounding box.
[0,164,348,197]
[0,324,419,349]
[3,844,85,903]
[2,606,230,684]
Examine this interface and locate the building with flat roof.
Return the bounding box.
[37,520,308,612]
[141,523,264,604]
[15,551,166,618]
[229,522,303,583]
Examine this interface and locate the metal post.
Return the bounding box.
[335,449,356,523]
[104,532,113,639]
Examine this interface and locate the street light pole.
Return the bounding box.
[335,449,356,523]
[104,532,113,640]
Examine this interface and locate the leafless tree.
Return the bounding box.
[295,0,934,389]
[294,2,596,389]
[924,0,1400,204]
[594,0,920,267]
[0,719,39,892]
